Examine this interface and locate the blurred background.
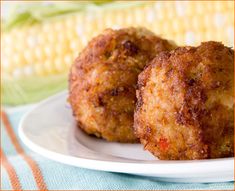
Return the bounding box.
[1,1,234,105]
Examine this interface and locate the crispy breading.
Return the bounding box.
[69,27,175,142]
[134,41,234,159]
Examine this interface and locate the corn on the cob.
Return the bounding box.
[2,1,234,79]
[1,1,234,105]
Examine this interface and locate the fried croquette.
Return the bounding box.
[69,27,175,142]
[134,41,234,159]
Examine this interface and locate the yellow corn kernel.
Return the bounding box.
[23,65,34,76]
[24,50,36,63]
[35,48,46,61]
[44,45,56,58]
[12,53,26,67]
[44,59,55,74]
[34,64,45,76]
[64,54,73,67]
[54,57,65,73]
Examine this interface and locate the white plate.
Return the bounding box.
[19,91,234,183]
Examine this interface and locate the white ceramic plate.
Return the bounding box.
[19,91,234,183]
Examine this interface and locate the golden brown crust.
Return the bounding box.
[69,27,175,142]
[134,41,234,159]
